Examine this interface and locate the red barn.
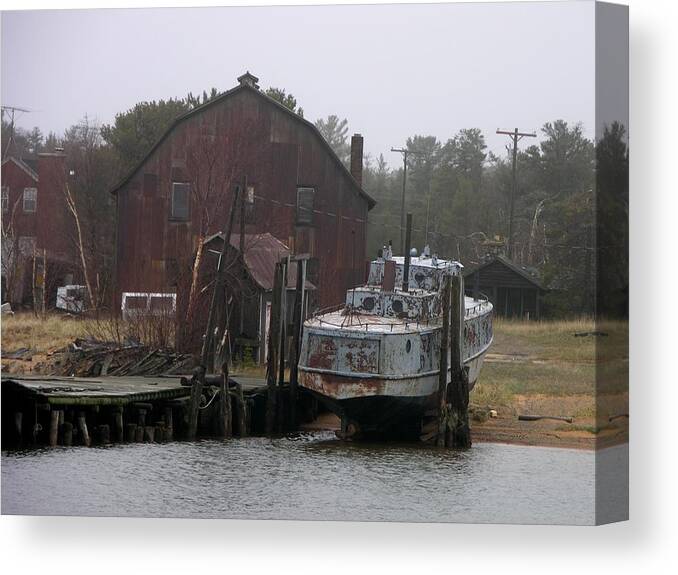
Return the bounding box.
[111,72,375,339]
[1,153,76,306]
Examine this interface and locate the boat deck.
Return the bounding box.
[307,296,492,334]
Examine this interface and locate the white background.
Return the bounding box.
[1,0,676,572]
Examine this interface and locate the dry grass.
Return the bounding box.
[1,311,178,355]
[1,313,95,353]
[472,317,628,413]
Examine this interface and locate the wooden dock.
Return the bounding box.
[0,373,280,449]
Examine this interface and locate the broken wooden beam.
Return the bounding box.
[518,415,574,424]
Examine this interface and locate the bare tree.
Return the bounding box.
[1,195,26,305]
[181,117,266,347]
[60,117,118,312]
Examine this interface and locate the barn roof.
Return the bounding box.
[109,75,376,209]
[463,254,545,290]
[1,156,39,181]
[204,232,315,292]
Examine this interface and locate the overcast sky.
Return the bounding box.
[1,1,595,166]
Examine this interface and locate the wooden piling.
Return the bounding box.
[154,422,165,442]
[126,423,138,443]
[164,407,174,441]
[134,425,144,443]
[277,257,289,434]
[137,408,147,429]
[77,411,91,447]
[143,426,155,443]
[187,365,206,441]
[447,274,471,449]
[49,409,60,447]
[99,424,111,445]
[437,274,451,447]
[288,257,306,430]
[218,368,232,439]
[113,407,124,443]
[266,261,283,436]
[62,421,73,446]
[234,383,248,437]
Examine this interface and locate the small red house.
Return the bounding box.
[111,72,375,334]
[1,153,78,306]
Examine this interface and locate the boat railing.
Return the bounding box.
[465,292,492,318]
[309,302,437,332]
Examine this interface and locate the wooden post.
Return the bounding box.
[77,411,91,447]
[403,213,412,292]
[447,274,471,448]
[234,382,248,437]
[137,408,147,429]
[288,257,306,430]
[143,426,155,443]
[266,262,283,436]
[164,407,174,441]
[98,424,111,445]
[154,422,166,442]
[277,258,289,433]
[187,365,206,441]
[437,274,451,447]
[49,409,60,447]
[200,184,241,375]
[113,407,124,443]
[218,367,232,439]
[125,423,137,443]
[62,422,73,446]
[134,425,144,443]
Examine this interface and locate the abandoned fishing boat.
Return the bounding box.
[298,245,493,439]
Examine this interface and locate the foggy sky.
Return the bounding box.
[1,1,595,166]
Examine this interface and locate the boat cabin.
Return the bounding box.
[346,251,462,322]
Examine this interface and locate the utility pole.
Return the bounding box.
[496,128,536,260]
[1,105,30,160]
[391,146,424,254]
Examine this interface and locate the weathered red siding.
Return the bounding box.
[1,158,39,240]
[114,84,372,314]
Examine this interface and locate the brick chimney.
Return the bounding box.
[36,151,69,257]
[350,133,363,187]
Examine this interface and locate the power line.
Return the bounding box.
[1,105,32,160]
[496,128,536,260]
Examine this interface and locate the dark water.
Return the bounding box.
[1,434,615,524]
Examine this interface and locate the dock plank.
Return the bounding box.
[1,373,267,406]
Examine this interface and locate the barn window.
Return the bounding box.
[1,187,8,212]
[296,186,315,225]
[170,182,190,220]
[23,187,37,213]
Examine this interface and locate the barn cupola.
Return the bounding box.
[237,71,260,90]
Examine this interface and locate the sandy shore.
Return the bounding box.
[300,411,628,450]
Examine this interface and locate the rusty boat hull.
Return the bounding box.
[299,351,488,438]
